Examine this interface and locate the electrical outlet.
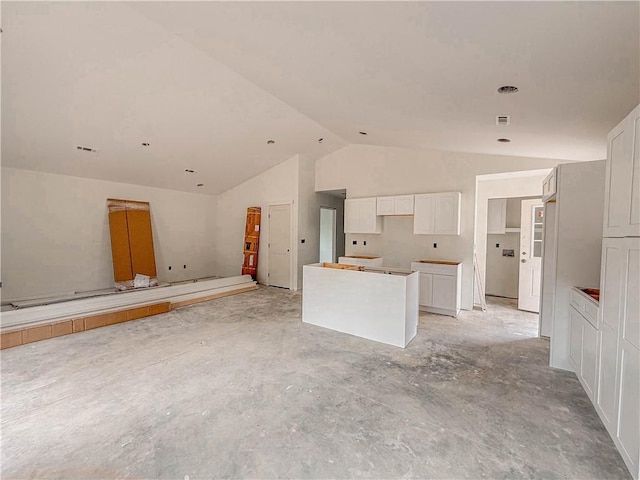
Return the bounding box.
[353,240,357,245]
[301,239,305,244]
[433,243,437,248]
[496,243,500,248]
[168,266,172,270]
[363,241,367,246]
[183,265,186,269]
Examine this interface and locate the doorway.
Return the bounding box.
[268,204,291,289]
[319,207,337,264]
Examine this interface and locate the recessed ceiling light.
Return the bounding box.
[185,169,196,173]
[76,145,99,153]
[197,183,204,187]
[359,131,368,135]
[497,86,519,94]
[267,140,275,145]
[497,138,511,143]
[318,138,324,143]
[141,142,150,147]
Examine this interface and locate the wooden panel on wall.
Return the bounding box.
[107,199,157,283]
[107,201,134,282]
[125,202,157,278]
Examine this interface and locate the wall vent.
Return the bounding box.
[496,115,510,126]
[76,145,99,153]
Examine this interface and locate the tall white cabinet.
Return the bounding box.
[597,104,640,480]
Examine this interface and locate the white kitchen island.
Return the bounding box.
[302,263,419,348]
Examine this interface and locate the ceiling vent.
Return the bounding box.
[76,145,99,153]
[496,115,510,126]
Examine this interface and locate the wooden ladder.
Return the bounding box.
[474,252,487,312]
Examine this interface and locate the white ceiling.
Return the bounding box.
[3,2,639,195]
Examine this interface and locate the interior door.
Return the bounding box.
[268,204,291,289]
[518,199,544,312]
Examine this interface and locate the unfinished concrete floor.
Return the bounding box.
[1,288,630,479]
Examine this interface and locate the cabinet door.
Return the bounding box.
[359,197,381,233]
[434,192,461,235]
[344,199,360,233]
[376,196,395,216]
[413,194,435,234]
[581,320,598,401]
[431,274,456,310]
[569,306,583,371]
[418,273,433,307]
[597,323,619,430]
[487,199,507,234]
[394,195,414,215]
[604,104,640,237]
[617,343,639,476]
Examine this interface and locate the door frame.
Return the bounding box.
[474,169,552,324]
[267,201,297,291]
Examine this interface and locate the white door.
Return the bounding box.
[319,207,336,264]
[518,199,543,312]
[268,204,291,289]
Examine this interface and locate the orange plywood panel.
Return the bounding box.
[126,206,157,278]
[51,321,73,337]
[1,331,23,349]
[242,207,261,279]
[23,325,53,344]
[108,209,134,282]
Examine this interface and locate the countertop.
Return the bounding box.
[415,260,461,265]
[576,287,600,303]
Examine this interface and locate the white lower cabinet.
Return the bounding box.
[569,300,598,402]
[581,320,598,400]
[410,261,461,317]
[597,322,619,428]
[569,306,583,371]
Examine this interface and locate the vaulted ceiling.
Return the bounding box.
[2,2,639,195]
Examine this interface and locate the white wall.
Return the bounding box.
[316,144,560,310]
[485,197,530,298]
[215,155,299,286]
[1,167,216,300]
[486,233,520,298]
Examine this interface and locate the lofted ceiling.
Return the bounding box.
[2,1,639,195]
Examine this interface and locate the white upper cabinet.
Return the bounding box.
[344,197,382,234]
[487,198,507,234]
[542,168,557,202]
[376,195,414,216]
[604,104,640,238]
[414,192,461,235]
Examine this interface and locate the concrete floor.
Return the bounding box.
[1,287,630,479]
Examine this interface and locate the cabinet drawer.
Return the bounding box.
[411,262,459,276]
[570,289,585,311]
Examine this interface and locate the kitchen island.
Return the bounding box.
[302,263,419,348]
